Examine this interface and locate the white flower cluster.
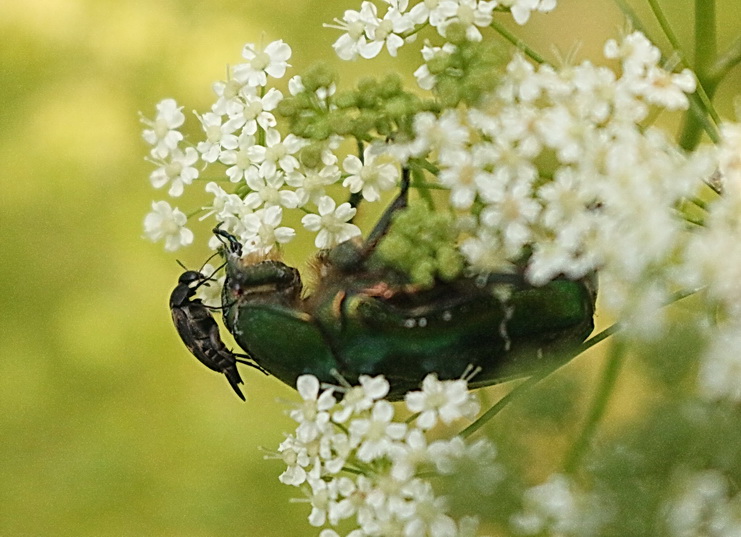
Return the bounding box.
[276,374,496,537]
[141,40,396,253]
[140,1,741,405]
[664,470,741,537]
[326,0,557,61]
[510,474,607,537]
[686,116,741,402]
[392,30,708,337]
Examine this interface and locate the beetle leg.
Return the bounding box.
[362,167,410,255]
[233,354,269,375]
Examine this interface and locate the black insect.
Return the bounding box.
[169,264,265,401]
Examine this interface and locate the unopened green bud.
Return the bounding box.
[299,144,323,169]
[328,112,355,136]
[276,98,297,118]
[411,259,436,289]
[375,202,464,286]
[303,63,337,92]
[444,23,469,46]
[379,74,402,97]
[437,246,465,281]
[334,91,357,109]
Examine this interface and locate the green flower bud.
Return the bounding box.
[375,202,464,287]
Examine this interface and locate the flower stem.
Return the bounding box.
[489,19,547,65]
[706,35,741,83]
[459,323,620,439]
[458,288,702,439]
[563,339,626,473]
[646,0,684,60]
[679,0,721,150]
[694,0,717,72]
[611,0,649,37]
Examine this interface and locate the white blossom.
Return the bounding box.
[240,206,296,253]
[243,171,300,210]
[435,0,496,41]
[363,4,414,58]
[664,470,741,537]
[698,322,741,403]
[219,131,260,184]
[143,201,193,252]
[224,87,282,135]
[405,374,479,430]
[141,98,185,159]
[233,40,292,87]
[511,474,606,536]
[290,375,337,443]
[287,164,342,207]
[249,129,305,177]
[499,0,556,25]
[148,147,199,197]
[333,375,391,423]
[349,400,407,462]
[342,147,400,202]
[302,196,362,249]
[195,111,239,163]
[193,263,225,308]
[326,2,383,61]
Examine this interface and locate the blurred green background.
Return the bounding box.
[1,1,738,536]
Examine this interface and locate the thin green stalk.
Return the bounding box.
[489,19,547,65]
[459,323,620,439]
[646,0,685,60]
[611,0,649,37]
[563,340,626,472]
[679,0,720,150]
[707,35,741,84]
[458,288,700,439]
[681,92,721,146]
[695,0,717,71]
[460,373,546,439]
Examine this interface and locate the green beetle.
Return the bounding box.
[214,215,596,400]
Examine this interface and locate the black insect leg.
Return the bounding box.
[362,167,410,256]
[233,354,269,375]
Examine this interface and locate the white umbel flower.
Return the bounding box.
[141,98,185,159]
[405,374,480,430]
[342,147,399,202]
[233,40,292,87]
[302,196,362,248]
[143,201,193,252]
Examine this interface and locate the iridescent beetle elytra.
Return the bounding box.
[213,182,597,400]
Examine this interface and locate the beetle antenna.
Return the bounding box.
[197,251,221,273]
[176,252,222,278]
[203,261,226,280]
